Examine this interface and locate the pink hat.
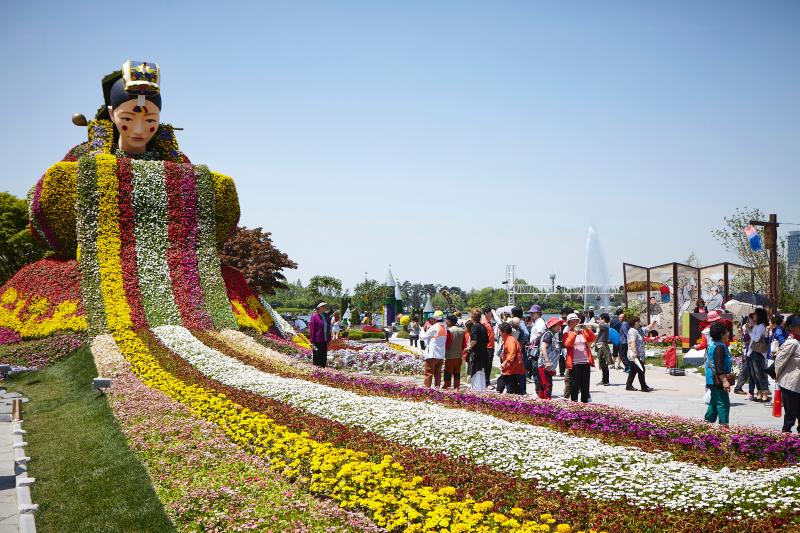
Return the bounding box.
[707,310,723,323]
[546,317,564,329]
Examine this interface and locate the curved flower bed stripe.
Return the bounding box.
[92,334,382,533]
[225,331,800,469]
[164,161,212,329]
[175,330,797,532]
[221,265,275,334]
[0,332,86,368]
[130,160,182,326]
[194,166,238,330]
[76,156,107,335]
[154,325,800,517]
[116,158,148,329]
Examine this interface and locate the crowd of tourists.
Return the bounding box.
[311,297,800,432]
[703,309,800,431]
[412,305,655,403]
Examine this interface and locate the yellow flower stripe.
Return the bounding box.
[231,295,275,334]
[89,157,579,533]
[0,288,86,338]
[388,342,418,355]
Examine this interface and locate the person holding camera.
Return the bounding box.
[563,313,596,403]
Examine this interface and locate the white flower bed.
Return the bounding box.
[153,325,800,516]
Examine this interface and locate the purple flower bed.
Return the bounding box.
[309,367,800,466]
[0,332,87,369]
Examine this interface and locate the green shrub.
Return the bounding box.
[395,330,410,339]
[347,330,363,340]
[274,307,310,314]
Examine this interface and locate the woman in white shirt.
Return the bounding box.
[748,308,771,402]
[331,311,341,339]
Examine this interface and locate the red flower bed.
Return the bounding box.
[0,258,83,319]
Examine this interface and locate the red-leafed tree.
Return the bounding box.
[220,226,297,295]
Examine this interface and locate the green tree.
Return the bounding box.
[466,287,507,310]
[685,252,700,267]
[431,293,448,311]
[352,279,390,315]
[220,226,297,295]
[0,192,46,284]
[307,275,343,300]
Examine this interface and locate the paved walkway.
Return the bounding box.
[389,336,783,431]
[0,418,17,533]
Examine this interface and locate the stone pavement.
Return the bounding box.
[0,388,36,533]
[546,365,783,431]
[388,335,783,431]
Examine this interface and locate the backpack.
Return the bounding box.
[518,327,530,351]
[609,327,621,346]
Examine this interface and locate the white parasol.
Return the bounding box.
[723,299,757,319]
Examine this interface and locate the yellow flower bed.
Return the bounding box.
[388,342,418,355]
[0,288,86,338]
[231,295,275,334]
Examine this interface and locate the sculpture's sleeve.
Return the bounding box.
[28,160,238,256]
[28,162,79,258]
[211,171,240,247]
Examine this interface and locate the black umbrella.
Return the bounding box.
[730,292,771,307]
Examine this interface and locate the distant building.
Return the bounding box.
[788,231,800,286]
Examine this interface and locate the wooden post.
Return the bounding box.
[723,263,729,305]
[11,399,22,422]
[673,263,679,339]
[750,214,780,311]
[646,268,651,324]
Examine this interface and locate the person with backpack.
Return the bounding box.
[704,321,734,426]
[537,317,563,399]
[511,306,530,348]
[595,313,613,386]
[443,315,466,389]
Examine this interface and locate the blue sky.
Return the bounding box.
[1,1,798,291]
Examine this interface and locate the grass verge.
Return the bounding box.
[6,347,175,532]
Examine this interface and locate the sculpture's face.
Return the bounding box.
[109,99,160,153]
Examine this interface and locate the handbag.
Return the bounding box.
[752,337,768,355]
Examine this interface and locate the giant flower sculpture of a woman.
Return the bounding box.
[0,60,289,343]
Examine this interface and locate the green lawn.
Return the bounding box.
[6,348,175,533]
